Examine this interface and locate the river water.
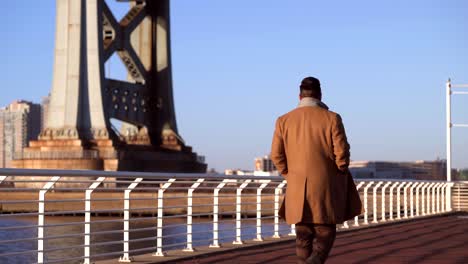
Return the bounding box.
[0,216,290,263]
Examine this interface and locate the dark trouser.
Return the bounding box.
[295,223,336,264]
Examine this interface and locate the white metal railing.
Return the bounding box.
[453,181,468,211]
[0,168,457,263]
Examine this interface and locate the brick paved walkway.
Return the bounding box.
[172,214,468,264]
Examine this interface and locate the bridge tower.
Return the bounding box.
[13,0,206,172]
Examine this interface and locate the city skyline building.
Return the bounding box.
[0,100,41,168]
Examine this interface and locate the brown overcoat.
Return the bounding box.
[271,101,362,224]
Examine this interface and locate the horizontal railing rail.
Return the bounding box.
[0,168,458,264]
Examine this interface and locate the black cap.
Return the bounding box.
[300,77,321,90]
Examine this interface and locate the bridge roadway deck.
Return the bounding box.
[100,214,468,264]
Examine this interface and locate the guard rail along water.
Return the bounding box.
[0,168,463,263]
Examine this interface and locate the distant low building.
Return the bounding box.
[224,155,281,177]
[255,155,276,172]
[225,169,254,176]
[254,155,279,176]
[455,169,468,181]
[349,159,447,180]
[0,100,41,168]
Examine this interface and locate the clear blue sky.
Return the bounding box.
[2,0,468,171]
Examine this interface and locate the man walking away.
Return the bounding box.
[271,77,362,264]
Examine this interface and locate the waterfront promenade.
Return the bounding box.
[142,214,468,264]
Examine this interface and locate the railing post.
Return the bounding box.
[372,182,383,223]
[445,182,454,212]
[424,182,434,215]
[363,181,374,225]
[273,180,287,238]
[380,182,391,222]
[84,177,106,264]
[415,182,424,216]
[396,182,407,220]
[445,182,453,211]
[341,180,358,228]
[403,182,412,218]
[436,183,442,213]
[289,224,296,236]
[426,183,435,215]
[37,176,60,264]
[441,183,447,212]
[389,182,400,220]
[210,179,229,248]
[409,182,417,218]
[422,182,430,215]
[253,180,270,242]
[342,171,354,228]
[153,178,176,257]
[431,183,438,214]
[184,179,205,252]
[342,221,349,229]
[233,179,251,245]
[353,181,365,227]
[119,178,143,263]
